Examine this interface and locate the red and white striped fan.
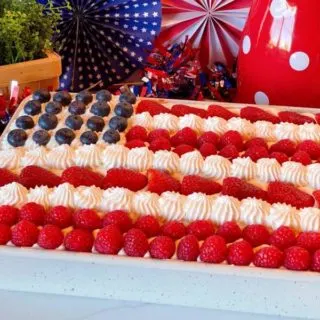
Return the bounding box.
[158,0,252,68]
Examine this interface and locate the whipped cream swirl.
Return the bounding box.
[74,186,103,209]
[28,186,51,208]
[227,118,255,139]
[280,161,307,186]
[254,121,276,142]
[153,150,179,173]
[300,208,320,232]
[202,155,231,180]
[274,122,299,141]
[240,198,270,225]
[180,150,204,175]
[132,191,159,216]
[184,193,211,221]
[256,158,281,182]
[49,183,75,208]
[21,146,49,167]
[158,192,185,221]
[153,113,179,132]
[298,123,320,142]
[231,157,256,180]
[127,147,153,171]
[266,203,300,230]
[0,148,25,169]
[100,187,132,212]
[307,164,320,189]
[210,195,240,224]
[47,145,75,169]
[203,117,227,135]
[74,145,102,167]
[179,114,203,133]
[131,112,154,130]
[0,182,28,208]
[102,145,128,170]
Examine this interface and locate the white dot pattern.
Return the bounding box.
[289,52,310,71]
[254,91,270,105]
[242,35,251,54]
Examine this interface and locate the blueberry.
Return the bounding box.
[38,113,58,130]
[90,101,110,117]
[7,129,27,147]
[65,115,83,130]
[24,100,42,115]
[45,101,62,114]
[16,116,35,130]
[109,116,128,132]
[32,130,50,146]
[87,116,105,132]
[103,129,120,144]
[114,102,133,118]
[33,89,51,103]
[68,100,86,115]
[119,91,136,104]
[80,131,98,145]
[53,91,72,106]
[76,91,93,105]
[96,90,112,102]
[55,128,75,145]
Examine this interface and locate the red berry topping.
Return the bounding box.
[136,100,171,116]
[253,246,283,269]
[0,168,18,187]
[161,220,186,240]
[170,127,197,147]
[269,226,296,250]
[125,139,146,149]
[269,139,296,157]
[149,137,171,152]
[19,202,46,226]
[62,166,104,188]
[125,126,148,142]
[11,220,39,247]
[94,225,123,255]
[148,129,170,143]
[124,228,149,257]
[278,111,315,125]
[244,137,268,150]
[269,152,289,164]
[102,210,133,233]
[242,224,270,247]
[134,215,160,238]
[46,206,73,229]
[291,151,312,165]
[173,144,195,157]
[316,114,320,125]
[177,235,200,261]
[227,240,253,266]
[73,209,102,230]
[240,106,280,124]
[243,146,269,162]
[197,131,219,147]
[0,224,11,245]
[171,104,207,118]
[187,220,215,240]
[296,232,320,253]
[297,140,320,160]
[313,190,320,206]
[64,229,94,252]
[181,175,221,196]
[149,236,175,259]
[199,143,217,157]
[38,225,64,250]
[283,246,311,271]
[147,169,181,195]
[200,235,227,263]
[216,221,242,243]
[219,130,244,151]
[311,249,320,272]
[0,205,19,226]
[207,104,236,120]
[219,144,239,160]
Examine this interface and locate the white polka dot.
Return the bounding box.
[242,36,251,54]
[270,0,288,18]
[289,51,310,71]
[254,91,270,105]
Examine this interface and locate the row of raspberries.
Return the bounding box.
[0,204,319,272]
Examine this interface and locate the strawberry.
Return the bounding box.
[102,210,133,233]
[222,177,267,201]
[219,144,239,160]
[207,104,236,120]
[240,106,280,124]
[291,151,312,165]
[253,246,283,269]
[269,139,296,157]
[134,215,160,238]
[124,228,149,257]
[64,229,94,252]
[227,240,253,266]
[170,127,197,147]
[200,235,227,263]
[216,221,242,243]
[94,225,123,255]
[311,249,320,272]
[45,206,73,229]
[187,220,215,240]
[148,129,170,143]
[61,166,104,188]
[181,175,221,196]
[0,224,11,245]
[38,225,64,250]
[283,246,311,271]
[125,139,146,149]
[267,181,314,209]
[244,146,269,162]
[73,209,102,230]
[136,100,171,116]
[19,166,62,189]
[161,220,186,240]
[125,126,148,142]
[11,220,39,247]
[242,224,270,247]
[278,111,315,125]
[177,235,200,261]
[313,190,320,206]
[297,140,320,160]
[269,152,289,164]
[0,205,19,226]
[147,169,181,195]
[199,143,217,157]
[19,202,46,226]
[104,168,147,192]
[173,144,195,157]
[219,130,244,151]
[171,104,208,118]
[269,226,296,250]
[149,137,171,152]
[197,131,219,147]
[296,232,320,253]
[149,236,175,259]
[244,137,268,150]
[0,168,18,187]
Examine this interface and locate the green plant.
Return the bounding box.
[0,0,70,66]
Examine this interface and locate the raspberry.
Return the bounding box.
[19,202,46,226]
[216,221,242,243]
[170,127,197,147]
[283,246,311,271]
[240,106,280,124]
[253,246,283,269]
[149,137,171,152]
[269,139,296,157]
[173,144,195,156]
[197,131,219,147]
[73,209,102,230]
[135,215,160,238]
[102,210,133,233]
[94,225,123,255]
[244,137,268,150]
[207,104,236,120]
[219,130,244,151]
[148,129,170,143]
[219,144,239,160]
[187,220,215,240]
[296,232,320,253]
[177,235,200,261]
[171,104,208,118]
[278,111,315,125]
[181,175,221,196]
[11,220,39,247]
[242,224,270,247]
[45,206,73,229]
[125,126,148,142]
[269,226,296,250]
[200,235,227,263]
[0,168,18,187]
[161,220,186,240]
[136,100,171,116]
[64,229,94,252]
[125,139,146,149]
[297,140,320,160]
[37,225,64,249]
[0,224,11,245]
[149,236,175,259]
[243,146,269,162]
[124,228,149,257]
[147,169,181,195]
[291,151,312,165]
[227,240,253,266]
[269,152,289,164]
[199,143,217,157]
[62,166,104,188]
[311,249,320,272]
[0,205,19,226]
